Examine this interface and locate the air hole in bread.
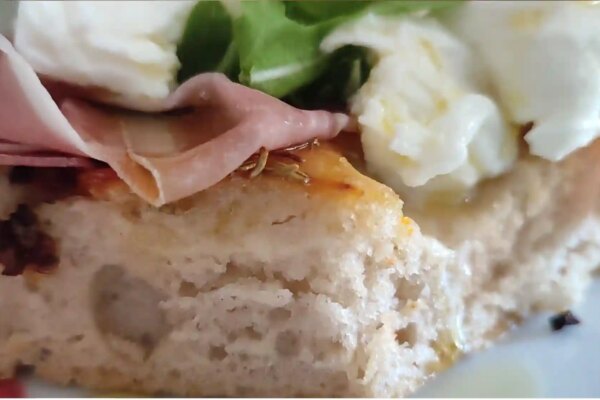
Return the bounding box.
[208,345,228,361]
[275,330,300,357]
[272,273,312,297]
[268,307,292,322]
[312,339,345,362]
[356,367,366,380]
[178,281,200,297]
[202,262,313,299]
[91,264,171,355]
[202,262,261,290]
[242,326,262,340]
[491,262,510,280]
[395,278,423,302]
[227,305,248,314]
[66,334,84,343]
[395,323,417,346]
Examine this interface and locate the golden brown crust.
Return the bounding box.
[70,135,400,215]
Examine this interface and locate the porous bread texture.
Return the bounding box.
[0,162,461,397]
[405,141,600,349]
[1,139,600,397]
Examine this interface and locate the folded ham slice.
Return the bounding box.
[0,35,349,206]
[0,140,94,167]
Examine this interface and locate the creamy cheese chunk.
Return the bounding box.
[14,1,196,109]
[322,15,517,194]
[447,1,600,161]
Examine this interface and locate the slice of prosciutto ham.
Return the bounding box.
[0,35,349,206]
[0,140,95,167]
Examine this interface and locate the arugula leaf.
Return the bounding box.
[365,1,462,16]
[282,1,455,24]
[285,46,372,110]
[233,0,461,98]
[177,1,236,83]
[284,1,371,23]
[178,0,462,102]
[234,1,330,98]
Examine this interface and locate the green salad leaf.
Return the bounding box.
[235,1,330,98]
[284,45,372,110]
[283,1,371,24]
[177,1,236,82]
[178,0,461,105]
[283,0,457,23]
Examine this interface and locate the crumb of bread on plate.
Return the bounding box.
[549,310,581,332]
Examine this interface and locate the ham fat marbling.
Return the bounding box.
[0,35,349,206]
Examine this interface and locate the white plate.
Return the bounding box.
[414,280,600,398]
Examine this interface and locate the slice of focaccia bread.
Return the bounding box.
[0,141,462,397]
[0,137,599,397]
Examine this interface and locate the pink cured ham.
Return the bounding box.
[0,35,349,206]
[0,140,94,167]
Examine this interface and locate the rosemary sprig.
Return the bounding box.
[238,161,257,172]
[236,139,316,184]
[250,147,269,178]
[282,138,319,152]
[266,161,310,184]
